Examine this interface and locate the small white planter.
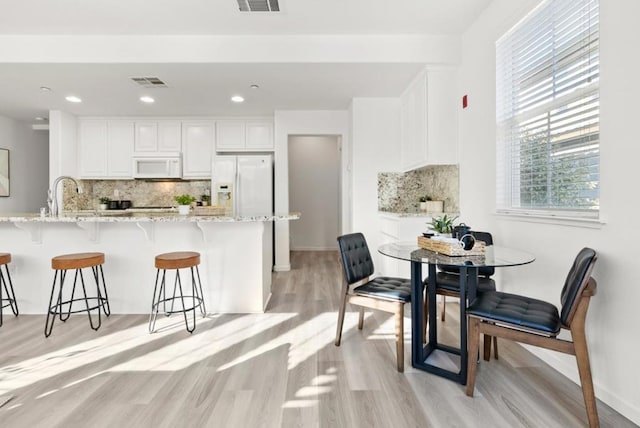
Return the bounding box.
[99,204,108,211]
[178,205,190,215]
[419,202,428,211]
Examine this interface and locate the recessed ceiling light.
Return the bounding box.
[231,95,245,103]
[40,86,51,92]
[140,96,155,103]
[250,84,260,90]
[65,95,82,103]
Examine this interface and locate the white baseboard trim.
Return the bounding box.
[524,346,640,425]
[290,246,336,251]
[263,293,272,311]
[273,264,290,272]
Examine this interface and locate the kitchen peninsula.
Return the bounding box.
[0,211,300,314]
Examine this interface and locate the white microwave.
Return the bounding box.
[132,153,182,178]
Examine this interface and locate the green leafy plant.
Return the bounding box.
[174,194,196,205]
[99,196,111,204]
[429,214,458,234]
[419,195,433,203]
[200,194,210,202]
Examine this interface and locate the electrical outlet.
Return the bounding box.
[114,189,120,198]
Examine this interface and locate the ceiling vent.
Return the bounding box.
[237,0,280,12]
[130,77,168,88]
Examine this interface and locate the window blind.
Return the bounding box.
[496,0,599,217]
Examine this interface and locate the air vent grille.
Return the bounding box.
[130,77,168,88]
[237,0,280,12]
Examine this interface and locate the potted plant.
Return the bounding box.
[429,214,458,237]
[174,194,196,215]
[98,196,110,211]
[200,194,210,207]
[419,195,431,211]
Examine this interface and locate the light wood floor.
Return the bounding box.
[0,251,635,427]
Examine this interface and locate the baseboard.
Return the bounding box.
[273,264,290,272]
[263,292,272,311]
[290,246,336,251]
[525,346,640,425]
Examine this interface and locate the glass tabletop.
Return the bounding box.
[378,241,535,268]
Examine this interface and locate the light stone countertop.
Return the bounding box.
[378,211,459,218]
[0,211,301,223]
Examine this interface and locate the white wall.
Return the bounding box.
[273,110,350,270]
[0,115,49,212]
[288,135,340,251]
[459,1,640,424]
[350,98,401,270]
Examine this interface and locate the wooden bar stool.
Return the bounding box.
[149,251,206,334]
[0,253,19,326]
[45,252,110,337]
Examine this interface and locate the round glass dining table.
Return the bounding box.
[378,241,535,384]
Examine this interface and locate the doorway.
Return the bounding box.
[288,135,341,250]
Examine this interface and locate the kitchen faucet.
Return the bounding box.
[47,176,82,216]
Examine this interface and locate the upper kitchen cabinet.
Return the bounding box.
[216,120,274,151]
[134,120,182,152]
[78,120,133,178]
[400,68,458,171]
[182,121,215,178]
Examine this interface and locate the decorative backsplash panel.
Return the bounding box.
[378,164,459,213]
[63,180,211,211]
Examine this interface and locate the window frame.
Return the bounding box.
[495,0,600,220]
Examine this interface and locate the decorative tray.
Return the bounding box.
[417,236,486,256]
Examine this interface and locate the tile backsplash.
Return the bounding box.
[63,180,211,210]
[378,165,459,213]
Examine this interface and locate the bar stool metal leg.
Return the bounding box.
[149,269,162,333]
[45,270,62,337]
[0,264,19,326]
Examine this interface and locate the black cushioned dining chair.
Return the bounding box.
[336,233,411,372]
[466,247,599,428]
[423,231,499,358]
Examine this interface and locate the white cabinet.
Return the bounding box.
[400,68,458,171]
[107,121,134,177]
[400,73,428,171]
[426,69,458,165]
[379,214,431,277]
[216,120,273,151]
[78,120,108,177]
[182,121,215,178]
[78,120,133,178]
[134,121,181,152]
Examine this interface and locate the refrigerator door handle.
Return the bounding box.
[235,164,239,215]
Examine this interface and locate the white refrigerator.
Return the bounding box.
[211,154,273,216]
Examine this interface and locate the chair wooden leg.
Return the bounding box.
[335,281,349,346]
[572,310,600,427]
[483,334,492,361]
[493,336,499,360]
[395,303,404,372]
[466,316,481,396]
[441,295,446,321]
[358,307,365,330]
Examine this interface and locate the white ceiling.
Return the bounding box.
[0,0,492,122]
